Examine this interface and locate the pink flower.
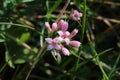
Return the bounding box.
[61,21,68,32]
[69,41,81,48]
[61,46,70,56]
[45,22,58,32]
[69,29,78,39]
[58,31,70,39]
[70,10,82,21]
[45,22,52,32]
[45,19,81,57]
[58,31,70,45]
[45,37,63,50]
[52,23,57,32]
[54,50,61,57]
[57,19,64,29]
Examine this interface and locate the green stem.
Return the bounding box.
[25,42,47,80]
[73,0,86,80]
[87,30,109,80]
[108,52,120,79]
[0,22,35,30]
[0,22,44,37]
[80,0,86,43]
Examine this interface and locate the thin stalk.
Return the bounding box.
[3,32,35,53]
[0,22,44,37]
[108,52,120,79]
[73,0,86,80]
[0,22,35,30]
[55,0,71,23]
[80,0,86,43]
[87,30,109,80]
[25,42,46,80]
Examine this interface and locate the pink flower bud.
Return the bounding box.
[69,29,78,38]
[57,19,64,29]
[69,41,81,48]
[62,46,70,56]
[45,22,52,32]
[52,23,57,32]
[70,10,82,21]
[54,50,61,57]
[61,21,68,32]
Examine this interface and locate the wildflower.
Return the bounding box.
[45,37,63,50]
[61,46,70,56]
[69,28,78,39]
[45,22,58,32]
[54,50,61,57]
[57,31,70,39]
[52,23,58,32]
[45,22,52,32]
[61,21,68,32]
[45,19,81,57]
[69,41,81,48]
[57,19,64,29]
[70,10,82,21]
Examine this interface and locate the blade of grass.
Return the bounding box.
[3,32,35,53]
[46,0,62,18]
[108,52,120,79]
[86,29,109,80]
[78,48,113,67]
[73,0,86,80]
[0,22,45,37]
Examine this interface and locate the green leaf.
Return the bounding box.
[51,51,61,64]
[20,32,30,42]
[0,24,11,31]
[46,0,62,18]
[3,27,36,66]
[3,0,11,8]
[0,34,5,42]
[5,50,15,68]
[20,0,34,3]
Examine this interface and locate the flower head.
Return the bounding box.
[45,19,81,57]
[61,46,70,56]
[45,22,52,32]
[45,22,59,32]
[57,19,64,29]
[70,10,82,21]
[52,23,58,32]
[45,37,63,50]
[61,21,68,32]
[69,29,78,39]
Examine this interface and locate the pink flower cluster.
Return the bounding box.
[45,20,81,57]
[70,10,82,21]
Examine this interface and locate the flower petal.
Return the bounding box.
[54,44,61,50]
[65,31,70,36]
[70,10,82,21]
[52,23,57,32]
[69,29,78,38]
[62,21,68,32]
[70,41,81,48]
[45,22,52,32]
[57,31,63,37]
[54,37,63,43]
[62,47,70,56]
[45,38,53,44]
[47,45,53,50]
[57,19,64,29]
[54,50,61,57]
[64,38,70,45]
